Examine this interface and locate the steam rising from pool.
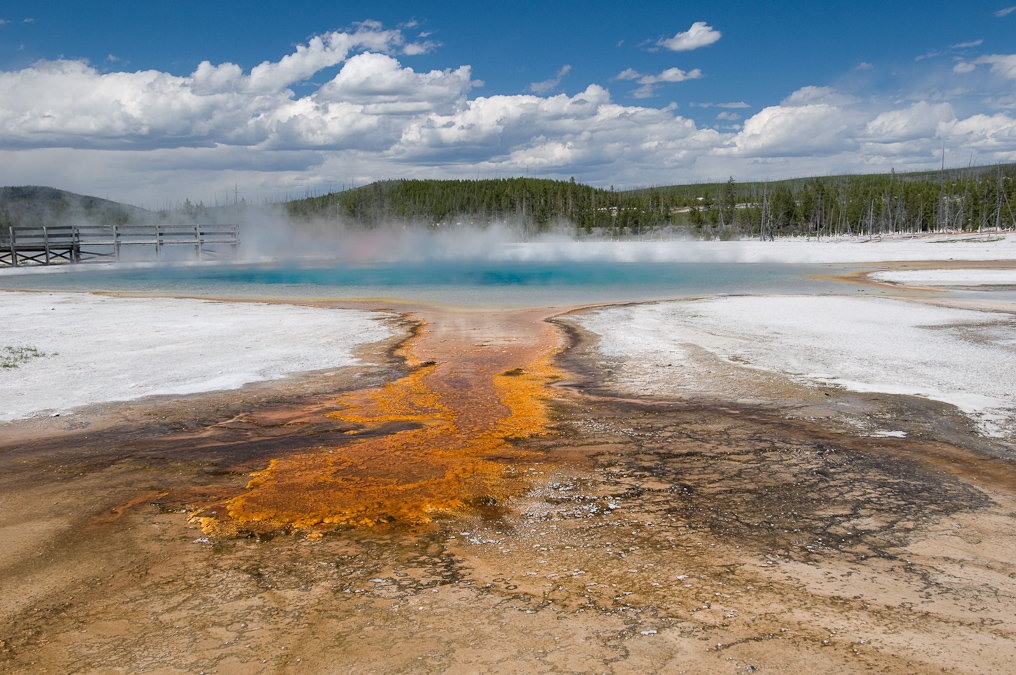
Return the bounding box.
[233,210,1016,266]
[4,210,1012,306]
[238,211,798,266]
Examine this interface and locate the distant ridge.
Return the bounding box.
[7,160,1016,240]
[0,186,147,228]
[285,163,1016,238]
[635,162,1016,198]
[286,177,611,230]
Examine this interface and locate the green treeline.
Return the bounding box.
[287,165,1016,238]
[287,177,627,231]
[287,176,714,234]
[8,166,1013,239]
[654,164,1016,239]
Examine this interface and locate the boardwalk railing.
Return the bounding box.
[0,224,239,267]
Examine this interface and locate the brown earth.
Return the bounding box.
[2,292,1016,674]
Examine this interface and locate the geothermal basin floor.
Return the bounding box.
[2,255,1016,674]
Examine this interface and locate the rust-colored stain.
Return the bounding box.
[202,308,565,532]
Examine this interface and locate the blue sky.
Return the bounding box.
[2,1,1015,206]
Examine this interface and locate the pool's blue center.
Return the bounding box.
[0,260,845,306]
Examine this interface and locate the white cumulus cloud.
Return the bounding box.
[657,22,721,52]
[640,68,703,84]
[975,54,1016,79]
[865,101,956,141]
[724,89,868,157]
[0,26,474,152]
[631,84,656,99]
[317,53,475,110]
[403,40,439,56]
[244,25,403,94]
[614,68,703,97]
[0,59,265,149]
[781,86,859,107]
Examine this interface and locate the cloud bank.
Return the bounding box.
[1,23,1016,205]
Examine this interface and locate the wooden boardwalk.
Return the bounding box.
[1,223,239,267]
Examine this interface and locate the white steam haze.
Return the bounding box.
[2,21,1016,206]
[231,211,1016,266]
[3,193,1015,269]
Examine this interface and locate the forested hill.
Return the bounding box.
[286,178,626,231]
[6,162,1015,239]
[0,186,146,227]
[286,164,1016,239]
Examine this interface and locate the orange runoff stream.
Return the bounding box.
[199,307,566,532]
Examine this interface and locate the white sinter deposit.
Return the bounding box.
[0,291,393,422]
[497,232,1016,264]
[871,269,1016,286]
[576,295,1016,437]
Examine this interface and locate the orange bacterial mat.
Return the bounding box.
[204,307,565,531]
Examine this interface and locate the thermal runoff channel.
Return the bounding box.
[192,304,566,533]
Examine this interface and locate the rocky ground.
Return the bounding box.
[2,294,1016,674]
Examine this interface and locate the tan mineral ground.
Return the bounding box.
[2,272,1016,674]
